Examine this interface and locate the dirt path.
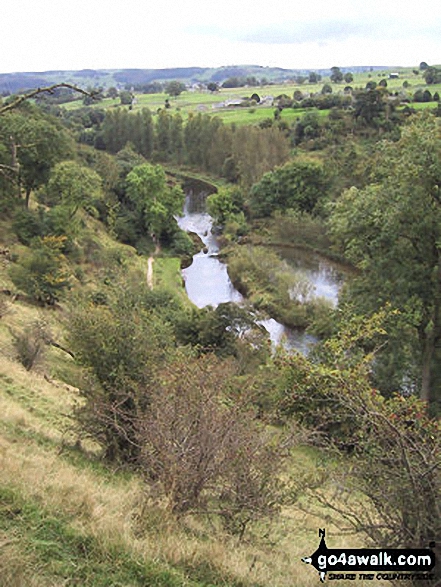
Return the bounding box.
[147,257,154,289]
[146,245,160,290]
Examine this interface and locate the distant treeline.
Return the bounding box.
[86,108,290,186]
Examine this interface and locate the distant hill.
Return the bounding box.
[0,65,391,94]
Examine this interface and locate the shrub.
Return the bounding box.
[139,354,284,536]
[12,318,51,371]
[277,311,441,580]
[12,208,45,245]
[9,236,70,305]
[68,291,174,463]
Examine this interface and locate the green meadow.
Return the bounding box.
[60,66,440,126]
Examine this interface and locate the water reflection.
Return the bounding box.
[177,195,343,354]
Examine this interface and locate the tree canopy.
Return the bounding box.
[329,114,441,410]
[125,163,184,240]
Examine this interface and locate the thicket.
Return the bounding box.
[267,311,441,584]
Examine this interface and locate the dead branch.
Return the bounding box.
[0,83,97,115]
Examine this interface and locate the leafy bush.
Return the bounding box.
[68,290,174,463]
[9,236,71,305]
[12,208,45,245]
[276,310,441,580]
[249,159,329,217]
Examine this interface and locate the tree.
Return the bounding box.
[107,87,118,99]
[276,311,440,579]
[330,66,343,83]
[308,72,321,84]
[231,126,290,188]
[45,160,103,218]
[68,287,174,463]
[164,80,186,98]
[344,72,354,84]
[119,90,133,105]
[206,82,219,92]
[0,107,73,207]
[423,66,441,85]
[353,87,389,127]
[206,186,243,226]
[328,114,441,410]
[249,159,328,217]
[139,352,284,534]
[125,163,184,240]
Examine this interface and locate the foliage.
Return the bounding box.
[12,207,45,244]
[68,287,174,463]
[174,302,265,358]
[249,159,329,217]
[328,114,441,409]
[275,312,440,576]
[125,163,184,240]
[45,160,103,218]
[12,318,51,370]
[0,106,73,206]
[119,90,133,105]
[353,87,397,129]
[227,245,317,329]
[329,67,343,83]
[164,80,187,97]
[232,125,290,188]
[206,186,243,227]
[269,208,330,251]
[423,66,441,85]
[9,236,71,305]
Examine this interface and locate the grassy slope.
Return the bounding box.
[0,208,387,587]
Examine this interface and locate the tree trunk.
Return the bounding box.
[25,187,31,209]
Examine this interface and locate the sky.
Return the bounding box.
[1,0,440,73]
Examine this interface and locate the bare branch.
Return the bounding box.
[0,83,97,115]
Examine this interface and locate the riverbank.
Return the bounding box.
[226,243,337,336]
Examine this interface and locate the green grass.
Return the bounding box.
[154,256,192,305]
[0,485,223,587]
[210,106,328,125]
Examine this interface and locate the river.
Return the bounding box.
[177,193,343,353]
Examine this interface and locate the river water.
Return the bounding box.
[177,195,342,353]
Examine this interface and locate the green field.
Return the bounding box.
[59,66,441,127]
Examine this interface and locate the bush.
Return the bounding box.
[277,311,441,582]
[12,208,45,245]
[68,290,174,463]
[9,236,71,305]
[12,319,51,371]
[139,354,284,536]
[249,159,329,217]
[169,229,195,257]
